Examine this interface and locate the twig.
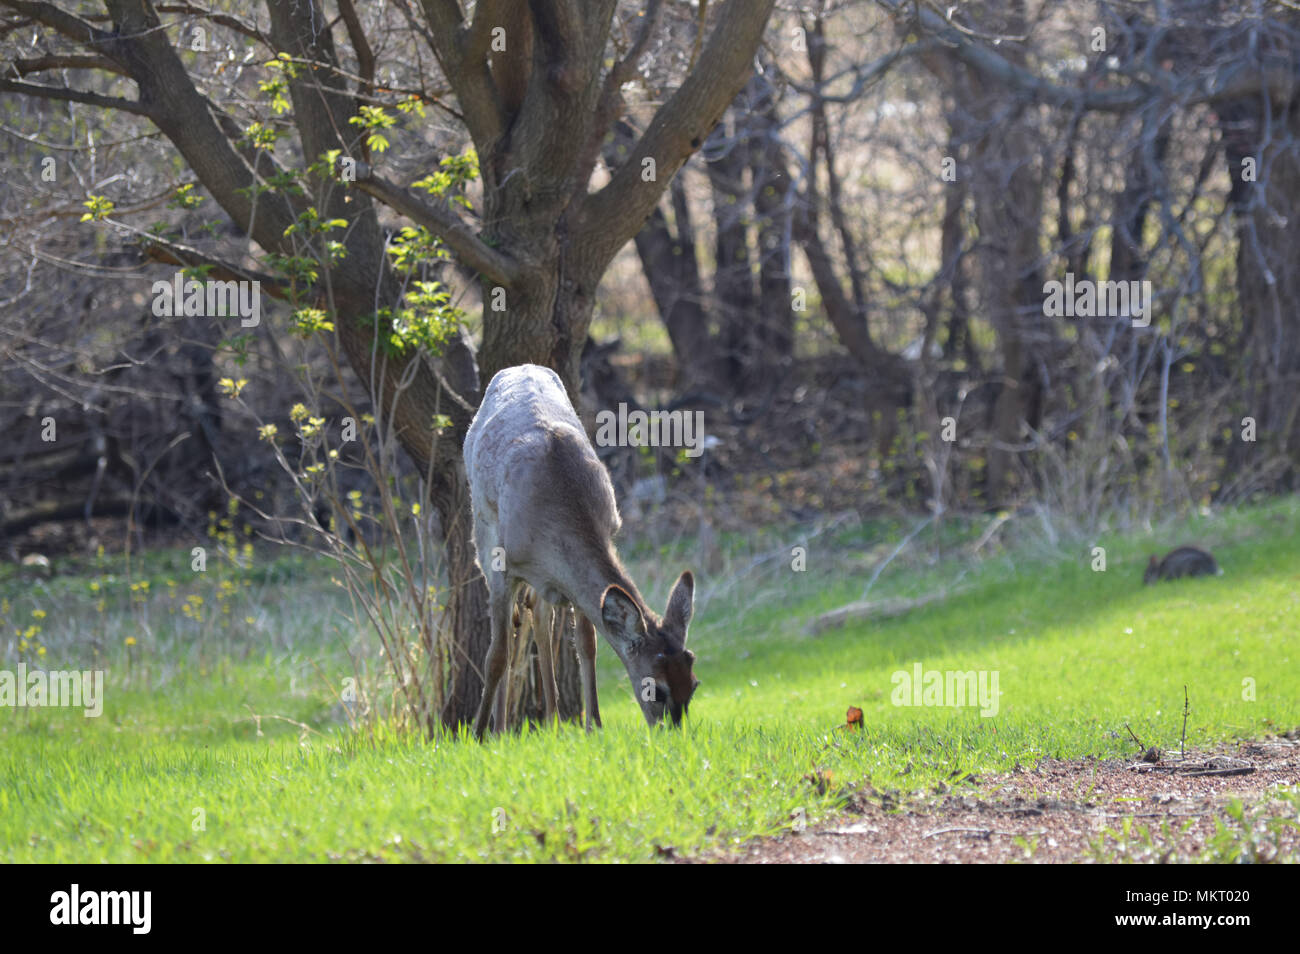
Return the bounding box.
[923,826,1044,839]
[806,586,972,635]
[859,515,934,601]
[1092,811,1211,819]
[1124,723,1145,750]
[1181,686,1189,761]
[971,510,1012,555]
[1182,767,1255,778]
[240,705,326,739]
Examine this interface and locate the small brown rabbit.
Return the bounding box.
[1143,546,1221,584]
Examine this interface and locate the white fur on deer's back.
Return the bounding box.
[463,364,627,622]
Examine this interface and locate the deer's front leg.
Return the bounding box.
[575,613,602,731]
[473,583,514,740]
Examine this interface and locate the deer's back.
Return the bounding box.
[465,365,621,572]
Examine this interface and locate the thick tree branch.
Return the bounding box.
[154,3,266,44]
[419,0,466,39]
[464,0,506,62]
[0,1,115,49]
[878,0,1149,112]
[794,200,876,367]
[93,0,299,249]
[528,0,587,79]
[140,235,294,300]
[419,0,504,150]
[336,0,375,95]
[0,77,154,115]
[510,0,615,188]
[570,0,663,199]
[482,0,530,117]
[1,4,300,251]
[7,53,127,76]
[350,162,519,287]
[577,0,776,268]
[879,0,1299,113]
[264,0,402,258]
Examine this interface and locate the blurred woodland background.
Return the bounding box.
[1,1,1297,724]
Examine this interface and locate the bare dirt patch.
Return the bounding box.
[694,737,1300,864]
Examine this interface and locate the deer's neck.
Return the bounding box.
[571,546,649,633]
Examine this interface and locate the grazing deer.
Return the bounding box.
[463,364,698,738]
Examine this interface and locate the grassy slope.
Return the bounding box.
[1,499,1296,862]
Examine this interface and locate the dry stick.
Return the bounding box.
[1181,686,1190,761]
[971,509,1012,555]
[1124,723,1145,751]
[239,705,331,743]
[1182,767,1255,778]
[807,587,972,635]
[923,827,1045,839]
[859,514,935,602]
[1093,811,1211,819]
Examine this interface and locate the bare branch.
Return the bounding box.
[336,0,375,94]
[0,77,154,116]
[0,1,115,49]
[140,235,294,300]
[879,0,1297,113]
[7,53,128,77]
[154,3,265,43]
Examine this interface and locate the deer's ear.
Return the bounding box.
[601,585,647,647]
[664,570,695,635]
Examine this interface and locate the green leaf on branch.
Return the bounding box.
[80,195,115,222]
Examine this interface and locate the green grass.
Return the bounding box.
[1,499,1297,862]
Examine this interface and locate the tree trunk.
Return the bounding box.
[437,485,490,730]
[938,148,977,373]
[749,69,795,383]
[707,122,757,391]
[631,175,715,386]
[1218,94,1300,489]
[954,7,1045,505]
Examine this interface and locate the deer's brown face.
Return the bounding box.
[644,642,698,727]
[602,571,697,727]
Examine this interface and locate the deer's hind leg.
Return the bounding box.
[533,596,563,725]
[575,613,602,731]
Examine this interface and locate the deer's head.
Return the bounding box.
[601,571,698,727]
